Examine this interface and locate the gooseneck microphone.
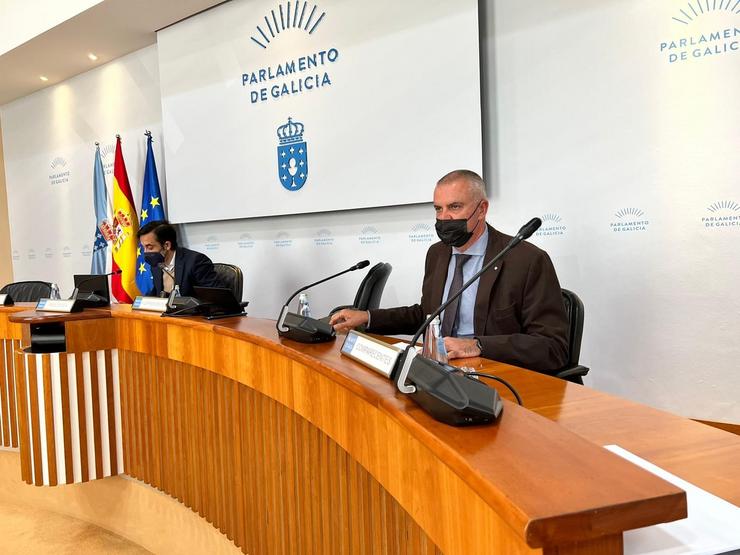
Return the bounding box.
[157,262,176,281]
[276,260,370,343]
[394,218,542,426]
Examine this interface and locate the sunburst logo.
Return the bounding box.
[242,2,339,105]
[204,235,221,251]
[672,1,739,25]
[49,156,71,185]
[27,249,36,260]
[702,200,740,229]
[251,2,326,49]
[535,213,567,237]
[359,226,382,245]
[62,246,73,258]
[238,233,255,249]
[707,200,740,212]
[661,1,739,63]
[611,207,649,232]
[314,228,334,246]
[44,248,54,259]
[274,231,293,247]
[409,223,435,244]
[12,250,19,261]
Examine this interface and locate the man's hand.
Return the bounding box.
[444,337,481,359]
[329,309,369,333]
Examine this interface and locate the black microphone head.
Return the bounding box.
[517,218,542,241]
[353,260,370,270]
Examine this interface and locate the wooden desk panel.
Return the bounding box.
[465,361,740,507]
[0,305,28,448]
[6,306,740,554]
[111,308,688,554]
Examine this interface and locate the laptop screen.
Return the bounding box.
[73,274,110,301]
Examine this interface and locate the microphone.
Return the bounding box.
[157,262,176,280]
[393,218,542,426]
[70,270,120,307]
[276,260,370,343]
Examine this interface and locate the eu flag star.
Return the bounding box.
[138,263,146,274]
[141,208,148,221]
[150,196,161,208]
[137,246,141,257]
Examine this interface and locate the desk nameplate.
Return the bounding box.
[340,330,401,378]
[35,298,79,313]
[133,296,169,313]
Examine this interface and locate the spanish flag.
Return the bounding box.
[110,136,141,303]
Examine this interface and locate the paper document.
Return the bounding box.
[604,445,740,555]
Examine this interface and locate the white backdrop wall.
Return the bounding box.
[1,0,739,422]
[483,0,740,422]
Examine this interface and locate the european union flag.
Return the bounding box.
[91,145,109,274]
[135,133,166,295]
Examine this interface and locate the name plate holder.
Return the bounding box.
[35,298,81,313]
[0,293,13,306]
[133,296,170,313]
[340,330,403,378]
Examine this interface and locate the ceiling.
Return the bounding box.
[0,0,227,106]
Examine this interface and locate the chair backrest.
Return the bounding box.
[0,281,53,302]
[561,288,585,366]
[212,263,244,301]
[352,262,392,311]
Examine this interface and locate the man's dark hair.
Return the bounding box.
[137,220,178,249]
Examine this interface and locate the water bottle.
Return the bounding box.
[50,283,61,300]
[422,315,448,364]
[298,293,312,317]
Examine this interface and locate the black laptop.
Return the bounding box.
[72,274,111,307]
[192,286,248,320]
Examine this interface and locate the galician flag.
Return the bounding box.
[91,144,110,274]
[110,136,141,303]
[136,133,166,294]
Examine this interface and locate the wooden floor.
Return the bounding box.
[0,501,150,554]
[0,450,240,554]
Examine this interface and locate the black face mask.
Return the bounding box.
[144,251,165,268]
[435,202,482,247]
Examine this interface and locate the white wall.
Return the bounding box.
[2,0,739,422]
[1,45,164,293]
[483,0,740,422]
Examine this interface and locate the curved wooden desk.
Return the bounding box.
[1,305,739,554]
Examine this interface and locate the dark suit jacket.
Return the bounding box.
[146,247,223,298]
[367,225,569,373]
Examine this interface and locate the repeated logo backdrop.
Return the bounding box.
[1,46,165,296]
[491,0,740,421]
[1,0,738,423]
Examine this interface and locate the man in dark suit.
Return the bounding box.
[330,170,569,374]
[137,220,223,297]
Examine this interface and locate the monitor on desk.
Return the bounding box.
[73,274,110,305]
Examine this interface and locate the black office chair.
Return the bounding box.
[554,288,590,384]
[329,262,392,315]
[0,281,53,302]
[212,263,244,301]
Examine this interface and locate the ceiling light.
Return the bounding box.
[88,53,98,61]
[39,75,48,81]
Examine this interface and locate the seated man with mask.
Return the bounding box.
[138,220,223,297]
[330,170,569,374]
